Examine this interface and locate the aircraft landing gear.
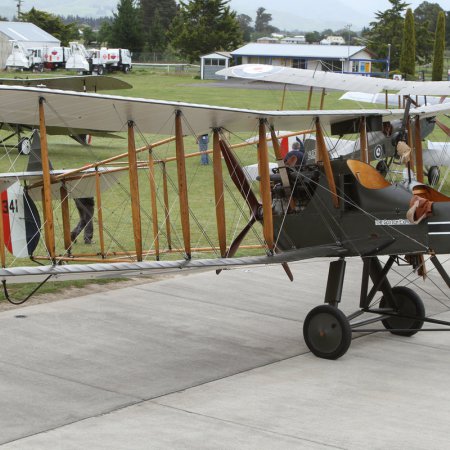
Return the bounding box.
[303,255,450,360]
[427,165,440,185]
[18,136,31,155]
[303,258,351,359]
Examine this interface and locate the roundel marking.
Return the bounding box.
[373,144,384,160]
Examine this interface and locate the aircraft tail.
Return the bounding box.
[26,130,53,172]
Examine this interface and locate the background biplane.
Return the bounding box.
[0,83,449,360]
[218,64,450,186]
[0,75,132,151]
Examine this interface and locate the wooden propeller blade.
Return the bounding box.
[216,216,256,275]
[226,216,257,258]
[219,139,260,217]
[281,262,294,281]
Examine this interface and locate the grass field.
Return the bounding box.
[0,68,449,301]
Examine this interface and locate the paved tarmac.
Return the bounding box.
[0,256,449,449]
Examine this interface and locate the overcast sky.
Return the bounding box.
[3,0,450,31]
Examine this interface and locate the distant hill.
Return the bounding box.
[60,15,112,30]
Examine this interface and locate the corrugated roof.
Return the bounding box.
[0,21,59,44]
[231,43,366,59]
[201,52,231,59]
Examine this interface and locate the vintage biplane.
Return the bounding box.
[0,84,449,361]
[218,64,450,185]
[0,75,132,151]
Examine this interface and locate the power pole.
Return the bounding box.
[16,0,23,20]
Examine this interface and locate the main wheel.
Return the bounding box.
[18,137,31,155]
[427,166,440,186]
[380,286,425,336]
[303,305,352,360]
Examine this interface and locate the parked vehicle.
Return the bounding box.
[6,41,44,72]
[44,47,72,70]
[65,42,91,73]
[65,42,132,74]
[95,48,132,73]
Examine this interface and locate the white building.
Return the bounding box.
[256,37,280,44]
[200,52,231,80]
[321,36,346,45]
[231,43,377,74]
[281,36,306,44]
[0,21,60,69]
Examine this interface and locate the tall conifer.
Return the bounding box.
[432,11,446,81]
[399,8,416,77]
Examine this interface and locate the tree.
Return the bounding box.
[254,7,278,34]
[335,27,358,45]
[446,11,450,47]
[140,0,177,51]
[432,10,445,81]
[365,0,409,72]
[236,14,253,42]
[20,8,79,46]
[97,20,113,46]
[145,9,168,52]
[109,0,144,52]
[305,31,321,44]
[414,2,443,63]
[399,8,415,77]
[415,20,435,63]
[80,26,97,46]
[414,1,443,32]
[169,0,243,63]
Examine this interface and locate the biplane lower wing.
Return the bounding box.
[0,167,124,200]
[0,76,131,146]
[0,75,132,92]
[0,245,347,284]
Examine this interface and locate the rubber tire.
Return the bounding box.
[303,304,352,360]
[428,166,440,186]
[380,286,425,336]
[123,65,129,73]
[18,137,31,155]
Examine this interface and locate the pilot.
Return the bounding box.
[284,140,306,168]
[71,197,95,244]
[382,121,393,137]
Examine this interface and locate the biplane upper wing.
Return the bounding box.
[0,85,407,136]
[0,75,132,92]
[217,64,450,96]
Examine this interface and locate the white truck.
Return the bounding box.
[5,41,44,72]
[92,48,132,74]
[43,47,72,70]
[65,42,132,74]
[65,42,91,73]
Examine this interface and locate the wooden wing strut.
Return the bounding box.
[38,97,55,259]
